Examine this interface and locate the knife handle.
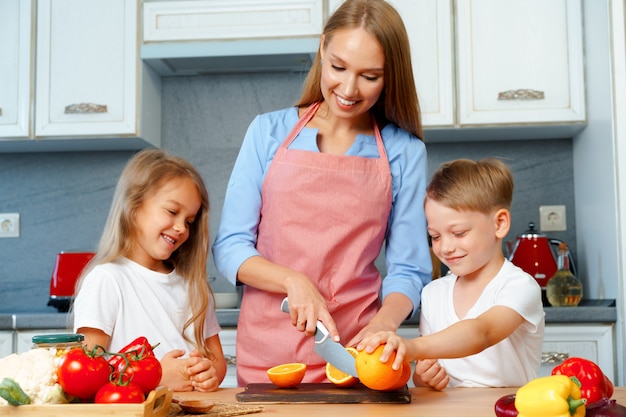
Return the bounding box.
[280,297,290,314]
[281,297,328,344]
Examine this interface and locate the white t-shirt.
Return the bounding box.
[73,258,221,359]
[418,259,545,387]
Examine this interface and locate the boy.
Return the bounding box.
[358,158,544,389]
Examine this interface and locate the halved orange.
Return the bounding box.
[266,363,307,388]
[355,344,403,391]
[326,347,359,387]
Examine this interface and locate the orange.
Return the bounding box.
[266,363,307,388]
[385,360,412,391]
[355,345,403,391]
[326,347,359,387]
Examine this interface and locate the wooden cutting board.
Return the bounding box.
[236,383,411,404]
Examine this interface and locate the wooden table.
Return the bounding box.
[174,386,626,417]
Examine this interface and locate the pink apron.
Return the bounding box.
[236,102,392,385]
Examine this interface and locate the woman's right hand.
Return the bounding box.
[284,271,340,341]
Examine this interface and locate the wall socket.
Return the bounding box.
[539,205,566,232]
[0,213,20,238]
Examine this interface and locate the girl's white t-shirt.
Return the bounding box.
[418,259,545,387]
[73,257,220,359]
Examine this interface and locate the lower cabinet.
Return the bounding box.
[539,324,615,380]
[219,329,238,388]
[0,331,13,358]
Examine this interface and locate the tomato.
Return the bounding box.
[95,381,145,404]
[124,354,162,394]
[57,347,111,400]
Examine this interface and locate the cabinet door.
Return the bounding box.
[35,0,138,137]
[539,324,615,381]
[0,0,32,138]
[456,0,585,126]
[219,329,238,388]
[0,331,13,357]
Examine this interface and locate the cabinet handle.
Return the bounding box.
[497,89,545,101]
[541,351,569,365]
[64,103,108,114]
[225,354,236,365]
[0,108,2,116]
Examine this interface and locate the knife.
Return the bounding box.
[280,297,358,377]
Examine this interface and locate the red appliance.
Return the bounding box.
[508,222,577,288]
[47,251,95,312]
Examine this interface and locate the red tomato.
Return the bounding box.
[125,355,163,394]
[95,381,145,404]
[57,347,111,399]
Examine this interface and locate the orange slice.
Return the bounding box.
[266,363,307,388]
[326,347,359,387]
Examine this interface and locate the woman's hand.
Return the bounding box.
[413,359,449,391]
[284,275,338,340]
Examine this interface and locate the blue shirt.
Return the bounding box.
[212,107,431,315]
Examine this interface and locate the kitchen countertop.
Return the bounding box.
[172,386,626,417]
[0,299,616,330]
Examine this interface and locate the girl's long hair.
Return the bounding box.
[296,0,423,139]
[75,149,213,358]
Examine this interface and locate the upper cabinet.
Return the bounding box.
[455,0,585,128]
[0,0,32,138]
[0,0,161,152]
[141,0,324,75]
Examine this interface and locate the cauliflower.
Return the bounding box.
[0,348,68,405]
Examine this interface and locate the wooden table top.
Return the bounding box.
[174,386,626,417]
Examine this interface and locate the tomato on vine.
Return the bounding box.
[57,345,111,400]
[95,380,145,404]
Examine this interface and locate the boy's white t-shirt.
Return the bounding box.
[73,257,221,359]
[418,259,545,387]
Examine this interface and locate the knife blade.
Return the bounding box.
[280,297,358,377]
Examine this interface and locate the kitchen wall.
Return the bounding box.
[0,72,576,313]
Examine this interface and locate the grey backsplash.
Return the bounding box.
[0,72,575,313]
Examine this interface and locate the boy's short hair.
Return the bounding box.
[426,158,514,214]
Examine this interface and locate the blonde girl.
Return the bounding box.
[74,149,227,392]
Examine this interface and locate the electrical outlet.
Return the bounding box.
[539,205,566,232]
[0,213,20,238]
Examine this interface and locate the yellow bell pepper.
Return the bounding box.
[515,375,587,417]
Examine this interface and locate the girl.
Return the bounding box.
[73,149,227,392]
[212,0,431,385]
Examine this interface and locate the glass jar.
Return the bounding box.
[546,242,583,307]
[32,333,84,355]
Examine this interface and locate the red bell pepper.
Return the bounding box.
[108,336,156,371]
[552,357,614,407]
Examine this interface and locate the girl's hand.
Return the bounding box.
[159,350,194,391]
[413,359,449,391]
[187,350,221,392]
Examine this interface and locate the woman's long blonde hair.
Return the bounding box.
[296,0,423,139]
[75,149,213,358]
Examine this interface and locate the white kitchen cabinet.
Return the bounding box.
[219,329,238,388]
[455,0,585,127]
[539,324,615,380]
[0,0,161,151]
[33,0,160,147]
[0,0,32,138]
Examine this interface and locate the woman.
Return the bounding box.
[212,0,431,385]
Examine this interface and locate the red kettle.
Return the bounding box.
[508,222,573,288]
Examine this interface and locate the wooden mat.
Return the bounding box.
[168,402,264,417]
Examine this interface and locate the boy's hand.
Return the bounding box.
[413,359,449,391]
[357,331,410,371]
